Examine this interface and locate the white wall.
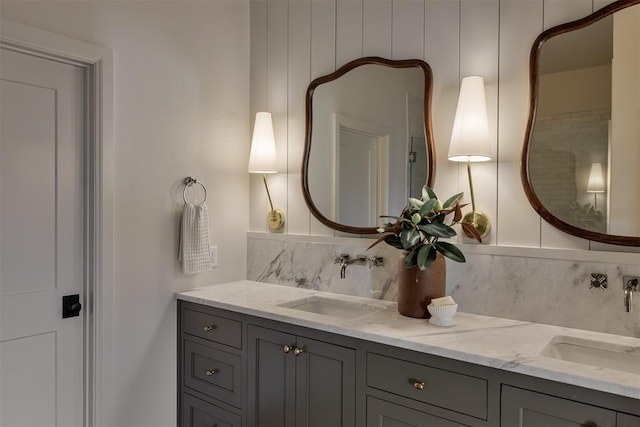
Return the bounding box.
[0,1,250,425]
[249,0,640,254]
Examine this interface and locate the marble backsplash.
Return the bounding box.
[247,234,640,338]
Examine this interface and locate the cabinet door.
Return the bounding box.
[295,336,356,427]
[181,393,241,427]
[618,412,640,427]
[247,325,296,427]
[501,385,616,427]
[366,396,468,427]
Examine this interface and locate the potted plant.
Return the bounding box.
[369,186,481,317]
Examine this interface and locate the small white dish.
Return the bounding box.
[427,303,458,327]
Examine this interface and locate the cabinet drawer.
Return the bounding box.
[183,307,242,349]
[366,352,487,420]
[501,385,615,427]
[184,340,242,408]
[181,393,241,427]
[618,412,640,427]
[366,396,468,427]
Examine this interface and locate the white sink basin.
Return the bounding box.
[540,335,640,375]
[278,295,384,319]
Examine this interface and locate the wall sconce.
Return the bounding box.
[448,76,492,239]
[587,162,606,210]
[248,112,285,231]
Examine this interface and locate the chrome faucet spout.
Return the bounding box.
[623,277,638,313]
[340,261,348,279]
[625,287,633,313]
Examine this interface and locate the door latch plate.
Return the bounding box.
[62,294,82,319]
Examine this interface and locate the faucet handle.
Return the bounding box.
[369,256,384,267]
[334,254,349,264]
[624,276,639,290]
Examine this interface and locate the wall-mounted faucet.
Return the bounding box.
[623,276,639,313]
[335,254,384,279]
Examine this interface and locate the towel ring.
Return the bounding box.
[183,177,207,205]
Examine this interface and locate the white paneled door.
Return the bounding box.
[337,127,379,227]
[0,47,85,426]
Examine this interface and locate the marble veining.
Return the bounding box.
[247,235,640,338]
[177,281,640,400]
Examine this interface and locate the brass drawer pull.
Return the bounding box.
[206,369,217,376]
[203,325,216,332]
[283,345,292,353]
[294,347,305,356]
[413,380,425,390]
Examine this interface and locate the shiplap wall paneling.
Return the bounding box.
[458,0,500,245]
[538,0,594,249]
[286,0,312,235]
[250,0,630,251]
[267,0,289,234]
[594,0,617,9]
[392,0,425,60]
[309,0,338,236]
[496,0,544,247]
[336,0,364,66]
[363,0,392,57]
[250,0,268,232]
[425,0,461,225]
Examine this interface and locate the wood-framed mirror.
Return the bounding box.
[302,56,435,234]
[522,0,640,246]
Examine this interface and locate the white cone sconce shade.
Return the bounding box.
[248,112,278,173]
[448,76,492,163]
[587,162,606,193]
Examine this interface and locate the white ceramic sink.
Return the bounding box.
[540,335,640,375]
[278,295,384,319]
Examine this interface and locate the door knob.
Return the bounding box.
[294,347,305,356]
[62,294,82,318]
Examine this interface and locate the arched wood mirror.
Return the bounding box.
[522,0,640,246]
[302,57,435,234]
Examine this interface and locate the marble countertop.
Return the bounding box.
[177,280,640,400]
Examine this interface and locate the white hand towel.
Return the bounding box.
[179,202,213,274]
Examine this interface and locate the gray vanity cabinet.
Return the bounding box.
[247,324,356,427]
[178,299,640,427]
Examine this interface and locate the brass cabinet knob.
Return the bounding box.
[203,325,216,332]
[206,369,217,376]
[283,345,292,353]
[294,347,305,356]
[412,381,425,390]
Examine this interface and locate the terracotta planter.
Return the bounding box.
[397,251,446,318]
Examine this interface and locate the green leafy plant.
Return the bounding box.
[369,186,481,270]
